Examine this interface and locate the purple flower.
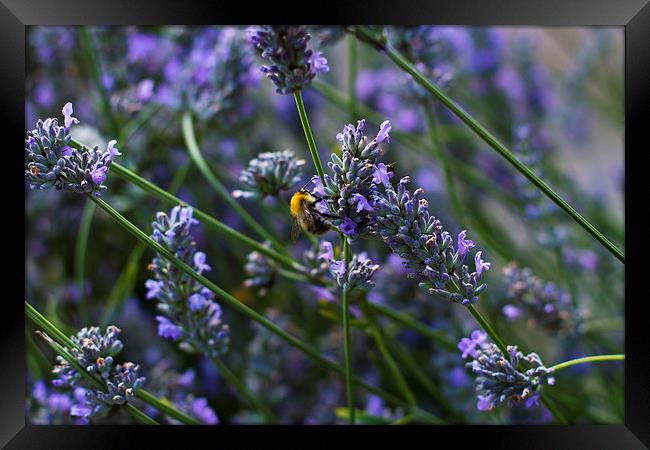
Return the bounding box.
[145,280,163,299]
[375,120,392,143]
[189,294,207,311]
[193,252,211,273]
[458,329,488,359]
[91,166,108,185]
[476,395,493,411]
[310,51,330,74]
[70,404,92,419]
[457,230,475,258]
[503,304,524,321]
[372,163,394,187]
[352,194,373,213]
[475,251,491,278]
[310,175,326,197]
[329,259,347,278]
[62,102,79,128]
[136,79,155,102]
[191,398,219,424]
[340,217,357,235]
[156,316,182,341]
[318,241,334,261]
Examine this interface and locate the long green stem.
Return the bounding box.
[87,196,443,423]
[361,300,417,408]
[70,138,303,273]
[100,160,193,327]
[293,90,326,184]
[368,302,456,350]
[209,355,278,424]
[181,111,287,253]
[341,239,355,424]
[78,27,119,138]
[26,301,199,425]
[74,199,95,324]
[134,390,201,425]
[352,26,624,264]
[550,354,624,372]
[466,304,508,356]
[348,35,358,121]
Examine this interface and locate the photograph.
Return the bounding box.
[23,24,627,427]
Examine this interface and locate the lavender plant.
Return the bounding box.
[458,330,555,411]
[501,262,581,335]
[247,25,329,95]
[24,103,121,196]
[50,325,146,421]
[233,150,306,200]
[146,206,230,357]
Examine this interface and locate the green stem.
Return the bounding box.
[385,337,464,423]
[540,394,568,424]
[341,238,355,424]
[550,354,624,372]
[348,35,358,121]
[423,103,465,228]
[135,388,201,425]
[78,27,119,138]
[100,160,193,327]
[352,26,624,264]
[124,404,159,426]
[26,301,199,425]
[293,90,326,184]
[367,302,456,350]
[71,138,304,273]
[466,304,508,356]
[74,200,95,324]
[361,300,417,408]
[181,111,287,254]
[209,355,279,424]
[87,197,443,423]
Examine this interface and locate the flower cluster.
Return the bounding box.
[459,330,555,411]
[374,176,490,306]
[27,380,88,425]
[157,27,259,122]
[233,150,305,199]
[315,119,392,238]
[143,362,219,424]
[247,26,329,95]
[146,206,230,357]
[25,103,121,196]
[388,26,456,92]
[318,241,380,292]
[502,263,577,335]
[243,245,277,296]
[50,326,146,421]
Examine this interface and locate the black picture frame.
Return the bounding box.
[5,0,648,447]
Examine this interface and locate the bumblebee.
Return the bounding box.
[289,188,332,242]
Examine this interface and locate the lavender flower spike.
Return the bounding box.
[233,150,305,199]
[373,176,490,306]
[247,26,329,95]
[459,330,555,411]
[25,102,120,196]
[50,325,146,420]
[146,206,230,357]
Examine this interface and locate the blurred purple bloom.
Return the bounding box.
[156,316,183,341]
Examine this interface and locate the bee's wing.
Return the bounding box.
[291,217,302,243]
